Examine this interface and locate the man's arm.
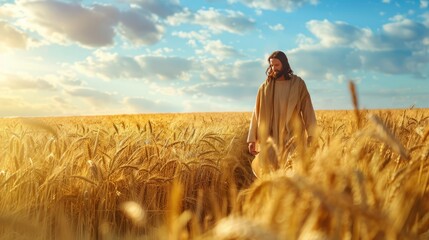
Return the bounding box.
[248,86,262,155]
[300,82,317,141]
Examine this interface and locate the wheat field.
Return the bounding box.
[0,109,428,239]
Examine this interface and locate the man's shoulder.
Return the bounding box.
[258,81,268,89]
[291,74,305,84]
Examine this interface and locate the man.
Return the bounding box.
[247,50,317,177]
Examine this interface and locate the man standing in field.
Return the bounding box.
[247,50,317,177]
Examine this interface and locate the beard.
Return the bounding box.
[273,69,285,79]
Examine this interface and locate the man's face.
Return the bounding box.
[269,58,283,77]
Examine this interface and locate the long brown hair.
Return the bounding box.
[265,50,293,81]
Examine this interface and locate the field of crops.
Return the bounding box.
[0,109,428,239]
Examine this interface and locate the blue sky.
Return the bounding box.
[0,0,428,117]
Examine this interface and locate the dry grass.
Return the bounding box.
[0,109,428,239]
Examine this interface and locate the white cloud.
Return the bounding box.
[196,58,232,81]
[269,23,284,31]
[20,1,120,47]
[167,8,255,34]
[150,47,174,56]
[74,51,144,80]
[166,7,192,25]
[182,96,249,112]
[296,33,315,47]
[172,30,211,44]
[0,21,29,50]
[198,40,242,60]
[7,1,164,48]
[382,0,391,3]
[0,3,21,20]
[148,82,182,96]
[118,10,164,46]
[125,0,182,18]
[231,59,266,84]
[175,58,265,103]
[305,17,429,51]
[194,58,265,84]
[423,12,429,27]
[288,16,429,80]
[74,50,194,81]
[181,82,257,100]
[288,47,362,80]
[228,0,319,12]
[306,20,374,48]
[136,55,194,80]
[0,73,56,90]
[60,77,84,86]
[173,30,242,59]
[383,18,428,41]
[66,87,117,107]
[421,0,428,8]
[124,97,181,113]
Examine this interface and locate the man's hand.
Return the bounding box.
[248,142,259,156]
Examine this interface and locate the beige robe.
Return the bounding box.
[247,74,317,176]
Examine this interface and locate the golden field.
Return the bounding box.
[0,109,428,239]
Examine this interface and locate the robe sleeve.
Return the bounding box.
[300,81,317,137]
[247,109,258,143]
[247,86,262,143]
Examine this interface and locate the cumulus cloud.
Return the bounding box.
[182,95,250,112]
[228,0,319,12]
[118,10,164,46]
[74,50,194,81]
[306,20,372,48]
[307,17,429,50]
[12,0,164,47]
[137,55,194,80]
[196,58,232,81]
[383,17,428,41]
[197,58,265,83]
[0,3,21,20]
[290,17,429,80]
[74,51,143,80]
[0,73,56,90]
[423,12,429,27]
[231,59,266,83]
[172,30,211,44]
[148,82,182,96]
[124,97,181,113]
[286,47,361,80]
[173,30,243,59]
[269,23,284,31]
[179,59,265,101]
[61,79,84,86]
[66,87,117,107]
[20,1,120,47]
[0,21,29,50]
[167,8,255,34]
[181,82,257,100]
[125,0,182,18]
[197,40,242,59]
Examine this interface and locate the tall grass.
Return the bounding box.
[0,109,428,239]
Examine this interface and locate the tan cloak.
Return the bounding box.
[247,74,317,175]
